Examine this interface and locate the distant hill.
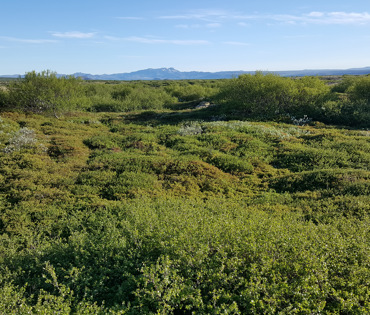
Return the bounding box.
[1,67,370,81]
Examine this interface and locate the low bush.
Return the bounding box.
[104,171,159,199]
[208,152,254,174]
[2,127,46,154]
[270,168,370,194]
[89,85,177,112]
[165,83,217,101]
[0,97,369,313]
[274,142,352,171]
[2,198,370,313]
[6,71,91,117]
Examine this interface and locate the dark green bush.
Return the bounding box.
[347,76,370,102]
[274,143,351,171]
[111,86,133,100]
[84,134,123,150]
[2,198,370,313]
[270,168,370,194]
[208,152,254,174]
[165,83,217,101]
[0,107,369,313]
[0,88,9,109]
[7,71,91,117]
[89,84,177,112]
[216,72,330,119]
[331,76,357,93]
[104,171,158,199]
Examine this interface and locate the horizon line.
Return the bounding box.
[1,66,370,77]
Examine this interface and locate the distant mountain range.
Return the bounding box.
[2,66,370,80]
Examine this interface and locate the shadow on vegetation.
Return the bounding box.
[122,106,228,127]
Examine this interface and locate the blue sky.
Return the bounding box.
[1,0,370,74]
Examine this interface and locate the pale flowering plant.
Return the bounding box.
[290,115,312,126]
[2,127,47,153]
[178,121,204,136]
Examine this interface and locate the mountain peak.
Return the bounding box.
[165,67,180,73]
[144,67,180,72]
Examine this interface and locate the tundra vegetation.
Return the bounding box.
[0,71,369,314]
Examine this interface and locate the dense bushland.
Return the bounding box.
[215,72,330,118]
[0,72,369,313]
[215,72,370,127]
[84,79,221,113]
[0,107,369,313]
[1,71,369,127]
[87,82,177,112]
[2,71,91,117]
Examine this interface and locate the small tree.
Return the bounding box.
[8,70,89,118]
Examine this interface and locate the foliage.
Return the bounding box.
[7,70,90,117]
[165,82,218,101]
[347,76,370,102]
[3,71,369,127]
[215,72,330,119]
[0,88,9,109]
[0,73,370,313]
[88,83,177,112]
[177,121,204,136]
[2,127,46,153]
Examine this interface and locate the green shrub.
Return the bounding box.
[111,86,133,100]
[274,142,352,172]
[340,99,370,127]
[347,76,370,102]
[90,85,177,112]
[331,76,357,93]
[216,73,330,120]
[76,170,117,187]
[197,133,237,152]
[7,71,91,117]
[165,83,217,101]
[84,134,122,150]
[208,152,254,174]
[270,168,370,194]
[0,88,9,110]
[2,127,46,154]
[104,171,158,198]
[87,95,124,112]
[0,105,370,313]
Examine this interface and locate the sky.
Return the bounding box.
[1,0,370,74]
